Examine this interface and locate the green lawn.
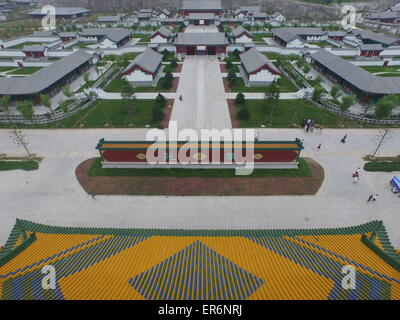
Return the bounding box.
[8,42,44,49]
[229,75,297,93]
[133,34,151,43]
[0,66,17,72]
[376,72,400,77]
[364,161,400,172]
[361,66,400,73]
[0,160,39,171]
[105,75,174,93]
[57,99,163,128]
[7,66,42,75]
[0,99,164,129]
[75,80,96,93]
[72,42,94,49]
[252,33,272,42]
[311,41,332,48]
[234,99,383,128]
[265,52,282,60]
[89,157,311,178]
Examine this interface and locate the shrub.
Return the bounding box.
[237,107,250,121]
[235,92,245,105]
[155,93,167,108]
[152,106,165,122]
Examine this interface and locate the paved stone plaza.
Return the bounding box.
[0,128,399,247]
[170,55,232,129]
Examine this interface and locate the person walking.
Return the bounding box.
[367,194,374,202]
[341,134,347,143]
[91,194,97,200]
[317,143,321,150]
[372,194,379,202]
[255,131,260,142]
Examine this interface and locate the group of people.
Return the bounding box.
[303,118,315,133]
[352,168,360,183]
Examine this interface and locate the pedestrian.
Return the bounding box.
[372,194,379,202]
[367,194,374,202]
[317,143,321,150]
[341,134,347,143]
[91,194,97,200]
[306,125,309,133]
[255,131,260,142]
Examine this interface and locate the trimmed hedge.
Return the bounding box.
[0,160,39,171]
[364,162,400,172]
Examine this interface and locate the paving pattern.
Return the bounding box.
[0,128,399,248]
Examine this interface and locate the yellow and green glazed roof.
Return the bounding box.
[0,220,399,300]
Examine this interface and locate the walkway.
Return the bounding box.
[170,56,232,129]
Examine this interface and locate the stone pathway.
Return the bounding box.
[170,56,232,129]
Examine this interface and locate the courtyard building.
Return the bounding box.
[58,32,78,43]
[240,47,280,86]
[326,31,346,42]
[181,0,223,17]
[29,7,90,19]
[358,44,384,58]
[309,49,400,103]
[352,29,400,47]
[122,48,163,86]
[0,50,93,103]
[231,26,253,43]
[22,45,47,60]
[79,28,131,48]
[150,26,173,43]
[186,13,216,25]
[96,16,122,28]
[175,32,228,56]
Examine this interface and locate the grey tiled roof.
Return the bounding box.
[0,50,92,95]
[282,27,324,36]
[96,16,121,23]
[232,26,252,38]
[357,30,400,46]
[152,26,172,38]
[182,0,222,10]
[29,7,90,16]
[311,49,400,95]
[240,47,279,74]
[359,43,383,51]
[327,31,345,37]
[175,32,228,45]
[58,32,78,37]
[123,48,162,74]
[187,13,216,20]
[22,45,46,52]
[80,28,131,43]
[366,12,400,20]
[272,28,300,43]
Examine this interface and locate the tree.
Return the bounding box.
[0,95,11,114]
[265,80,280,101]
[374,95,399,119]
[303,63,311,75]
[340,95,354,112]
[16,100,34,121]
[62,85,74,99]
[227,72,236,83]
[330,84,341,100]
[83,72,90,84]
[312,85,324,102]
[58,100,70,113]
[121,81,135,100]
[9,128,31,157]
[235,93,245,105]
[314,75,324,85]
[237,107,250,121]
[152,106,164,122]
[40,94,52,115]
[155,93,167,108]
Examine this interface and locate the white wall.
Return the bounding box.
[249,69,279,83]
[125,69,153,83]
[98,39,118,49]
[287,39,305,48]
[151,35,168,43]
[235,35,253,43]
[2,36,60,48]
